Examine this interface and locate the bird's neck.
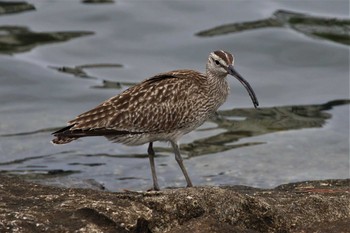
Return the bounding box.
[206,70,229,90]
[205,71,230,108]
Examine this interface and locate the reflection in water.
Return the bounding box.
[0,26,94,54]
[1,99,348,165]
[50,63,136,89]
[196,10,350,46]
[0,99,348,185]
[93,80,132,89]
[82,0,114,3]
[0,151,79,178]
[50,63,123,79]
[172,99,349,157]
[0,1,35,15]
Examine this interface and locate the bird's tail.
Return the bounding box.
[51,136,78,144]
[51,124,78,144]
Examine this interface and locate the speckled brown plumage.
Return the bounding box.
[53,70,227,144]
[52,50,259,190]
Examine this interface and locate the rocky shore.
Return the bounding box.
[0,176,349,232]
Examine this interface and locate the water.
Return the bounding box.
[0,0,349,191]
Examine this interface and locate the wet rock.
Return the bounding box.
[0,26,93,54]
[0,1,35,15]
[0,175,348,232]
[196,10,350,46]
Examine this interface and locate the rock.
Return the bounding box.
[0,1,35,15]
[196,9,350,46]
[0,175,348,232]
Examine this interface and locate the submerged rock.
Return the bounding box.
[196,10,350,46]
[0,1,35,15]
[0,26,93,54]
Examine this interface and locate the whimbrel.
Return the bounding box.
[52,50,259,190]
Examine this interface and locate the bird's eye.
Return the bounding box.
[214,60,220,65]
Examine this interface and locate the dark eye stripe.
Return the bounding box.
[211,57,225,68]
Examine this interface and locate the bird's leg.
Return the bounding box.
[170,141,193,187]
[148,142,160,191]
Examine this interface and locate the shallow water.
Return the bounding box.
[0,0,349,191]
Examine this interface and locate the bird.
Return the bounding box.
[52,50,259,190]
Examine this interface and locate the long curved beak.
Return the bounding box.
[228,65,259,108]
